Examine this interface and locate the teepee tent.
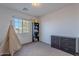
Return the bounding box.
[0,24,22,56]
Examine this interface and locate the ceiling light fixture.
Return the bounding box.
[32,0,40,7]
[23,8,28,11]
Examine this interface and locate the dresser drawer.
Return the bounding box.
[60,47,75,54]
[51,36,60,49]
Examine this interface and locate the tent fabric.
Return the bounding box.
[0,24,22,56]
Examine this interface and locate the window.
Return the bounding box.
[12,17,30,33]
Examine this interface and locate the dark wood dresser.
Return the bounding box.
[51,35,76,55]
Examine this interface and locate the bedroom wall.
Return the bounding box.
[40,4,78,45]
[0,5,33,44]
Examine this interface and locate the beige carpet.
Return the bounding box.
[14,42,73,56]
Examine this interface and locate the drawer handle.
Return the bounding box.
[65,48,69,50]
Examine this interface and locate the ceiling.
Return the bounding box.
[0,3,70,17]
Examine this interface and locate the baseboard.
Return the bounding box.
[40,41,51,46]
[22,42,33,46]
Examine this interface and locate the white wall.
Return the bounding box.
[40,4,79,45]
[0,5,33,44]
